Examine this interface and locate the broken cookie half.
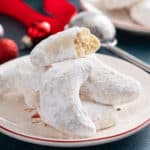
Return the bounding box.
[30,27,100,67]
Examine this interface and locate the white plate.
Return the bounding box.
[0,54,150,147]
[80,0,150,35]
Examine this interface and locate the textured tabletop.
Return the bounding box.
[0,0,150,149]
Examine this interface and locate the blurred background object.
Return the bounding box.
[0,0,150,64]
[0,38,18,64]
[0,0,77,50]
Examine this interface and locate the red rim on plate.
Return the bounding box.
[1,119,150,144]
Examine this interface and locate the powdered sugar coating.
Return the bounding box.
[81,54,141,105]
[30,27,82,67]
[40,58,96,137]
[40,54,141,136]
[0,57,43,108]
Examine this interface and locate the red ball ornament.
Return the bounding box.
[0,38,19,64]
[27,21,51,42]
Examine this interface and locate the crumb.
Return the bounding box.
[24,108,35,112]
[116,108,121,111]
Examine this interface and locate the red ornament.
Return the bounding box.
[0,0,77,44]
[0,38,18,64]
[27,21,51,42]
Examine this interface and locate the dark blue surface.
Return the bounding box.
[0,0,150,149]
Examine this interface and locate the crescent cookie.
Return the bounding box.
[81,54,141,105]
[130,0,150,26]
[103,0,140,10]
[30,27,100,67]
[39,57,96,137]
